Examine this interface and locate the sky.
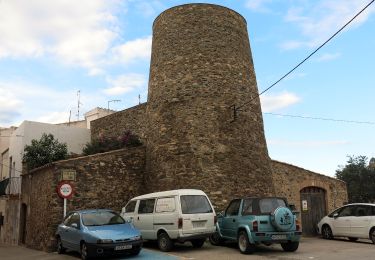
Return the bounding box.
[0,0,374,177]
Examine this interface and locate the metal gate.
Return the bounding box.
[300,186,326,236]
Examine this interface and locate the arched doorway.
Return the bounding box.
[300,186,326,236]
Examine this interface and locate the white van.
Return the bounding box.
[121,189,216,251]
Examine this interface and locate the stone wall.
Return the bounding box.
[145,3,275,209]
[271,160,348,213]
[21,147,146,251]
[90,103,147,141]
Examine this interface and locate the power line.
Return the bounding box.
[264,112,375,125]
[233,0,375,115]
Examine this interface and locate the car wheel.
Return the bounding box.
[209,232,224,246]
[157,232,173,252]
[322,225,333,240]
[348,237,358,242]
[80,242,90,260]
[237,230,255,254]
[370,228,375,244]
[191,239,205,248]
[281,241,299,252]
[56,237,65,254]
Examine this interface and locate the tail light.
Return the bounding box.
[178,218,183,229]
[295,219,301,231]
[252,220,258,232]
[214,215,217,224]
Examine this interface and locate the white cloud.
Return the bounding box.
[104,73,147,95]
[0,0,121,73]
[260,92,301,112]
[112,36,152,64]
[245,0,274,13]
[315,52,341,62]
[282,0,375,50]
[268,139,350,148]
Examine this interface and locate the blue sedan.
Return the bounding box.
[56,209,143,259]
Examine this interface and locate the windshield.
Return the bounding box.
[180,195,213,214]
[259,198,286,214]
[82,211,125,226]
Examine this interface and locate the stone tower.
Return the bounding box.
[146,4,275,208]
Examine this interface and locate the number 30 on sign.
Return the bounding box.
[57,181,74,199]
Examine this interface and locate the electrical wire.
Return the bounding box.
[235,0,375,112]
[264,112,375,125]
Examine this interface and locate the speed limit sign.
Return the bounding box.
[57,181,74,199]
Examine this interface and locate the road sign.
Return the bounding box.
[57,181,74,199]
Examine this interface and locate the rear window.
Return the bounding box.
[180,195,213,214]
[259,198,286,214]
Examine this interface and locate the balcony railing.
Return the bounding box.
[0,177,21,195]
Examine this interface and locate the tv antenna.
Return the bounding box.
[76,90,83,120]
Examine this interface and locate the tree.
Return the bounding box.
[335,156,375,203]
[23,133,68,170]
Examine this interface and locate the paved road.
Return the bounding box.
[0,237,374,260]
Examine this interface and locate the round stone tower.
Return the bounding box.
[146,4,275,208]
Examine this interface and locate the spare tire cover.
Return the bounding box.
[270,206,294,231]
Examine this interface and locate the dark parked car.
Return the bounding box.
[55,209,142,259]
[209,197,301,254]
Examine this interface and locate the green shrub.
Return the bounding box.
[83,131,141,155]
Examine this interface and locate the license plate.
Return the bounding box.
[192,221,206,228]
[115,244,132,250]
[271,234,287,240]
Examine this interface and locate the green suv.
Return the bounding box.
[209,197,301,254]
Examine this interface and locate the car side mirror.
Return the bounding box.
[333,213,339,218]
[217,212,223,218]
[71,223,79,229]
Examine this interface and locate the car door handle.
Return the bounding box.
[232,219,236,222]
[137,216,140,221]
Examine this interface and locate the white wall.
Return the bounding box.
[9,121,91,178]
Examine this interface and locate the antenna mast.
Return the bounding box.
[77,90,81,121]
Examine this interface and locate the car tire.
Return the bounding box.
[370,228,375,244]
[191,239,205,248]
[157,232,173,252]
[209,232,224,246]
[56,237,65,254]
[237,230,255,254]
[80,242,90,260]
[322,225,333,240]
[281,241,299,252]
[348,237,358,242]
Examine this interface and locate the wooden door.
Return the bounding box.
[300,187,326,236]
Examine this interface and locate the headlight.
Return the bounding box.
[132,235,141,241]
[97,239,113,244]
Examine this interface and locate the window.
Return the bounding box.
[156,197,176,213]
[338,206,354,217]
[225,200,241,216]
[82,211,125,226]
[69,213,81,228]
[242,199,253,215]
[259,198,286,214]
[354,205,372,217]
[125,201,137,213]
[138,199,155,214]
[180,195,213,214]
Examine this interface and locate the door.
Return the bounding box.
[332,205,353,236]
[351,205,372,238]
[221,199,241,239]
[63,213,81,251]
[135,199,155,239]
[153,197,178,239]
[300,186,327,236]
[19,203,27,244]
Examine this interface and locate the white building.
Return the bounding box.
[8,121,90,184]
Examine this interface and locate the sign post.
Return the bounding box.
[57,181,74,218]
